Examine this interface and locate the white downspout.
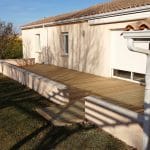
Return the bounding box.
[127,38,150,150]
[127,38,150,55]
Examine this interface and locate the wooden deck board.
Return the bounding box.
[23,64,144,112]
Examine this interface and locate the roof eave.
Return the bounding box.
[123,30,150,39]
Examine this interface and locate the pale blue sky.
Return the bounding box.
[0,0,107,28]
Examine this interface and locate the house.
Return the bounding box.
[21,0,150,82]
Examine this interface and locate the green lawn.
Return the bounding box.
[0,74,134,150]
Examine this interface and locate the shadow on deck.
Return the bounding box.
[23,64,145,113]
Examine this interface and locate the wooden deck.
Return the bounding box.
[23,64,145,112]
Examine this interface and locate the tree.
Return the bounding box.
[0,20,22,59]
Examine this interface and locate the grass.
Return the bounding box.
[0,74,134,150]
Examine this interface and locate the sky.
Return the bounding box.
[0,0,107,29]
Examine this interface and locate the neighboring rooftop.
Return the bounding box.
[22,0,150,28]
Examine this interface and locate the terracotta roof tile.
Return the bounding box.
[22,0,150,28]
[125,18,150,31]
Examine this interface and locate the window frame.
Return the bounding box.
[62,32,69,55]
[35,34,41,52]
[112,68,145,83]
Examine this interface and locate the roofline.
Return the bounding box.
[21,5,150,30]
[123,30,150,39]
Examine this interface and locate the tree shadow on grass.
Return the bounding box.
[36,124,95,150]
[11,123,95,150]
[0,75,95,150]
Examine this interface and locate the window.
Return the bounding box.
[133,72,145,83]
[62,32,69,55]
[113,69,145,83]
[36,34,41,52]
[113,69,131,79]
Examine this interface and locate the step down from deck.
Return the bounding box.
[36,99,85,126]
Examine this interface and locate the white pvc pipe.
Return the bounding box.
[127,38,150,150]
[127,38,150,55]
[143,55,150,150]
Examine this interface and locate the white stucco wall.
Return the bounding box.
[111,30,147,74]
[85,96,143,150]
[0,61,69,105]
[22,28,48,63]
[22,18,148,77]
[22,22,112,77]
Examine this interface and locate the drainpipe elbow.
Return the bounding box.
[127,38,150,55]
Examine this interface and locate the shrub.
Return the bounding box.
[0,20,23,59]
